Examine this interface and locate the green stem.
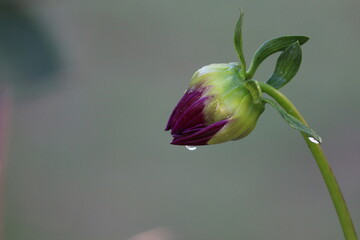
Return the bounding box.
[258,82,358,240]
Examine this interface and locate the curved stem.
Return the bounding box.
[258,82,358,240]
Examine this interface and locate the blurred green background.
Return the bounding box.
[1,0,359,239]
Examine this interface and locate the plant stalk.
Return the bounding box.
[258,82,358,240]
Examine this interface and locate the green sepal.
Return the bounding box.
[234,8,247,74]
[262,97,322,143]
[247,36,309,78]
[243,80,262,104]
[266,42,302,89]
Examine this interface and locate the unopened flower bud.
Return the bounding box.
[165,63,264,145]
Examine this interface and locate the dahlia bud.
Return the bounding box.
[165,63,264,145]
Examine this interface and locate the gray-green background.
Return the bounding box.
[3,0,360,239]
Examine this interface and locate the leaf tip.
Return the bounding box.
[299,36,310,45]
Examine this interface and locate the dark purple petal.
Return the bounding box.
[165,85,228,145]
[171,123,208,138]
[181,124,207,135]
[171,119,228,145]
[171,96,209,135]
[165,89,204,131]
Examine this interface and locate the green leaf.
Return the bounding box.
[266,42,302,89]
[234,8,246,73]
[247,36,309,78]
[262,98,322,143]
[243,80,262,104]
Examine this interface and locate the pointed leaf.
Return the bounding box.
[262,98,322,143]
[244,80,262,104]
[247,36,309,78]
[266,42,302,89]
[234,8,246,71]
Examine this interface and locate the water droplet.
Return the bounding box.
[308,137,322,144]
[185,146,197,151]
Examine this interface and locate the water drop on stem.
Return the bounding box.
[308,137,322,144]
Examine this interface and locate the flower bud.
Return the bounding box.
[165,63,264,145]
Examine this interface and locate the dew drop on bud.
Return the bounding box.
[308,137,322,144]
[185,146,197,151]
